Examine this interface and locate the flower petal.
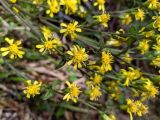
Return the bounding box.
[2,51,9,56]
[0,47,9,51]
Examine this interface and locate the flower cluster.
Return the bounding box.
[1,0,160,120]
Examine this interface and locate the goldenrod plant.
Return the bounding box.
[0,0,160,120]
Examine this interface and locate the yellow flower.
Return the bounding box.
[36,35,62,54]
[23,80,42,98]
[67,45,88,69]
[63,81,81,103]
[46,0,60,18]
[109,114,116,120]
[94,13,110,27]
[101,51,113,72]
[33,0,43,4]
[60,0,78,14]
[94,0,106,12]
[122,14,132,25]
[122,53,133,64]
[153,37,160,52]
[120,67,141,86]
[127,99,148,120]
[91,73,103,85]
[153,16,160,31]
[135,8,145,21]
[10,0,16,3]
[0,37,25,59]
[89,86,102,101]
[137,39,150,54]
[139,27,154,38]
[77,6,87,18]
[141,78,158,100]
[147,0,158,9]
[136,101,148,117]
[127,99,138,114]
[106,38,121,47]
[60,21,82,40]
[41,26,52,40]
[144,31,154,38]
[151,56,160,67]
[144,85,158,98]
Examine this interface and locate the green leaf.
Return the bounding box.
[0,73,9,79]
[9,76,25,82]
[69,73,78,82]
[0,59,4,64]
[42,89,54,100]
[77,35,99,49]
[55,107,65,118]
[101,113,110,120]
[129,25,136,33]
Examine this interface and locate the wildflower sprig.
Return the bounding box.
[1,0,160,120]
[0,37,25,59]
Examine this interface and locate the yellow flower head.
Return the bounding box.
[67,45,89,69]
[0,37,25,59]
[135,101,148,117]
[106,38,121,47]
[91,73,103,85]
[94,13,110,27]
[60,0,78,14]
[46,0,60,18]
[144,31,154,38]
[23,80,42,98]
[127,99,148,120]
[122,14,132,25]
[101,51,114,72]
[141,78,158,100]
[135,8,145,21]
[33,0,43,4]
[127,99,138,114]
[137,39,150,54]
[153,16,160,31]
[120,67,141,86]
[60,21,82,40]
[109,114,116,120]
[36,35,62,54]
[77,6,87,18]
[41,26,52,40]
[147,0,158,9]
[63,81,81,103]
[151,56,160,67]
[10,0,16,3]
[89,86,102,101]
[94,0,106,12]
[122,53,133,64]
[153,36,160,52]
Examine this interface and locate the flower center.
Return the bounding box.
[100,14,110,23]
[9,44,19,54]
[94,76,102,84]
[74,51,84,62]
[27,85,39,95]
[44,41,53,49]
[70,85,80,97]
[67,23,76,34]
[102,54,112,64]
